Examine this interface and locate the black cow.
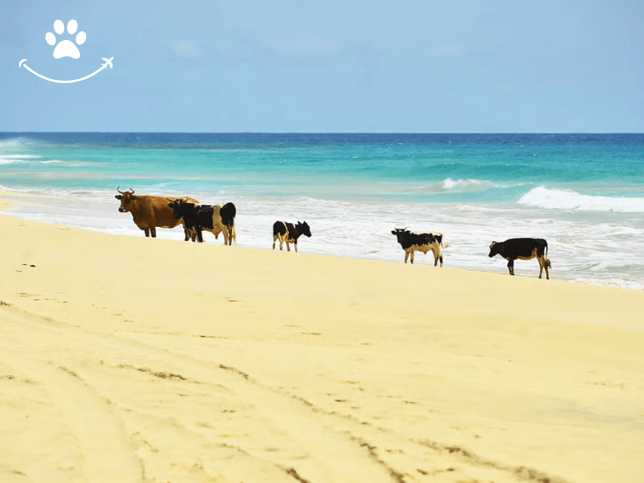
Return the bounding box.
[391,228,445,265]
[272,221,311,252]
[169,200,236,245]
[488,238,551,279]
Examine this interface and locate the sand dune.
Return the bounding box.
[1,195,643,483]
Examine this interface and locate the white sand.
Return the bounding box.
[1,193,643,483]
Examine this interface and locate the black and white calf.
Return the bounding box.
[169,200,236,245]
[272,221,311,252]
[488,238,551,279]
[391,228,445,265]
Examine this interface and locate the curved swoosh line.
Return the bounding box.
[19,60,109,84]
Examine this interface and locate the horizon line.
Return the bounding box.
[1,131,643,135]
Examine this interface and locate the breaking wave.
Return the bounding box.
[0,154,41,165]
[442,178,487,190]
[518,186,644,213]
[0,138,36,148]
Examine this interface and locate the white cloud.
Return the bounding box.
[268,37,339,56]
[172,40,201,57]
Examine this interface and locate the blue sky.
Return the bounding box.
[1,0,643,132]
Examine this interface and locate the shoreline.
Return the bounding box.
[1,199,644,482]
[1,189,643,291]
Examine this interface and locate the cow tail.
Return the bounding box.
[545,241,551,266]
[540,240,548,259]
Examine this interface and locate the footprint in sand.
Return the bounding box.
[45,19,86,59]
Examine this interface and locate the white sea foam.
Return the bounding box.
[0,154,42,159]
[440,178,524,192]
[0,138,37,148]
[407,178,506,195]
[518,186,644,213]
[0,157,96,167]
[0,154,42,165]
[40,160,99,167]
[442,178,485,190]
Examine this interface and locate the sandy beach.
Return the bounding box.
[1,192,643,483]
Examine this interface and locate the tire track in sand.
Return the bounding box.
[0,343,143,483]
[0,305,401,483]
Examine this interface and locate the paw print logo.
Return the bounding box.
[19,19,112,83]
[46,19,86,59]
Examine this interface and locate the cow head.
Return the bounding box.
[296,221,311,238]
[488,241,499,258]
[168,199,190,219]
[115,188,136,213]
[391,227,408,243]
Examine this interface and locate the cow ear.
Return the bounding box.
[115,195,122,200]
[131,195,137,199]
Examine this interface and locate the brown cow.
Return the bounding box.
[115,188,198,239]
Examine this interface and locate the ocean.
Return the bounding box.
[1,133,644,289]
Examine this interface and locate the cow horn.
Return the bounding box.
[117,186,125,194]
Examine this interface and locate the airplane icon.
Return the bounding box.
[101,57,114,69]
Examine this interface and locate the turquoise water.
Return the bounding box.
[2,133,643,201]
[2,133,644,288]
